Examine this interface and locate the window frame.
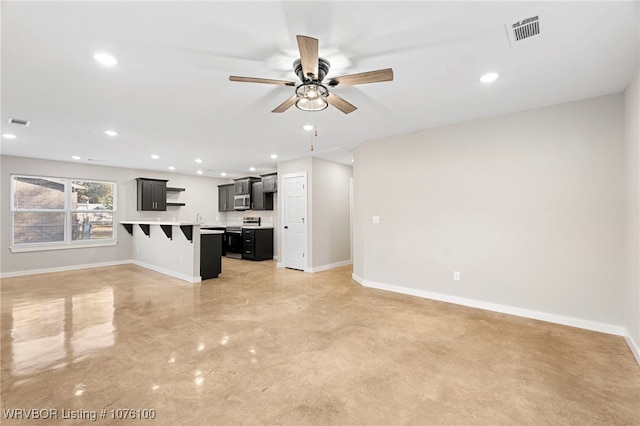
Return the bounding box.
[10,174,118,252]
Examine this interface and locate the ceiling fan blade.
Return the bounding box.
[229,76,296,86]
[296,35,319,80]
[327,68,394,87]
[327,93,357,114]
[272,95,298,113]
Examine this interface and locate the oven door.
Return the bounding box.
[225,230,243,259]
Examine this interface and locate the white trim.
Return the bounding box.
[623,329,640,365]
[0,260,131,278]
[130,260,201,284]
[2,259,201,284]
[280,171,308,271]
[359,277,625,336]
[351,273,363,285]
[10,240,118,252]
[307,260,352,273]
[276,262,285,268]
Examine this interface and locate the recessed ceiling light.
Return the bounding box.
[104,130,118,136]
[303,124,314,131]
[480,72,499,84]
[168,166,176,171]
[249,167,256,172]
[221,172,227,177]
[195,158,203,163]
[270,154,278,159]
[2,133,17,139]
[93,52,117,66]
[151,154,159,159]
[72,156,81,160]
[197,170,203,175]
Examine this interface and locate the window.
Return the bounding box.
[11,175,117,251]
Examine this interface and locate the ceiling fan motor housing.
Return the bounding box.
[293,57,331,83]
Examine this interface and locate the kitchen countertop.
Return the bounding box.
[120,221,273,229]
[120,221,203,226]
[200,230,225,235]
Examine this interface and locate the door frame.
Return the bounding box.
[278,171,308,271]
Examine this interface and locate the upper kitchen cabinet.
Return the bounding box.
[251,181,273,211]
[136,178,168,211]
[234,177,260,195]
[261,173,277,193]
[218,184,235,212]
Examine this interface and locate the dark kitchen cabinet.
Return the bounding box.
[200,232,222,279]
[218,184,235,212]
[234,177,260,195]
[261,173,277,193]
[251,181,273,211]
[136,178,167,211]
[242,228,273,261]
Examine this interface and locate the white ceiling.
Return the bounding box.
[2,1,638,178]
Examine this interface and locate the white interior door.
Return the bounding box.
[283,173,307,270]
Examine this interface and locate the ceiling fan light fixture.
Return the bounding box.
[295,83,328,112]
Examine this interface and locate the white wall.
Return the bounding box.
[624,68,640,361]
[310,157,352,270]
[276,156,352,271]
[354,94,625,332]
[1,155,226,275]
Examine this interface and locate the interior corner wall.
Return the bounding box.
[310,157,353,269]
[624,67,640,359]
[353,94,625,329]
[1,155,226,275]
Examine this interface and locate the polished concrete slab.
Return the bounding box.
[1,259,639,425]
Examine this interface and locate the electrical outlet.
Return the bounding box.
[179,255,183,263]
[372,216,380,224]
[453,271,461,281]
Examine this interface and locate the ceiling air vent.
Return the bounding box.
[8,118,31,127]
[506,12,543,47]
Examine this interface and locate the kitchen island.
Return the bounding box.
[120,221,224,283]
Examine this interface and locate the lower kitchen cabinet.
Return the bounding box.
[200,232,222,279]
[242,228,273,261]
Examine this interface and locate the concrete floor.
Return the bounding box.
[1,259,639,425]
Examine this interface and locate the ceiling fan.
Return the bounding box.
[229,35,393,114]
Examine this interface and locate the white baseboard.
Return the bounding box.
[2,259,201,284]
[276,260,352,273]
[0,260,131,278]
[130,260,201,284]
[352,273,363,285]
[307,260,352,273]
[358,277,625,337]
[623,329,640,365]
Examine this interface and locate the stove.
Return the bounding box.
[242,216,261,227]
[225,217,262,259]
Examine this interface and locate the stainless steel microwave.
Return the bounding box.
[233,194,250,210]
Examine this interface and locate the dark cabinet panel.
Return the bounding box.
[226,185,235,211]
[242,228,273,261]
[251,182,273,211]
[136,178,168,211]
[218,184,235,212]
[261,173,277,193]
[200,233,222,279]
[234,177,260,195]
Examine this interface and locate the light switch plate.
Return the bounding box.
[372,216,380,224]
